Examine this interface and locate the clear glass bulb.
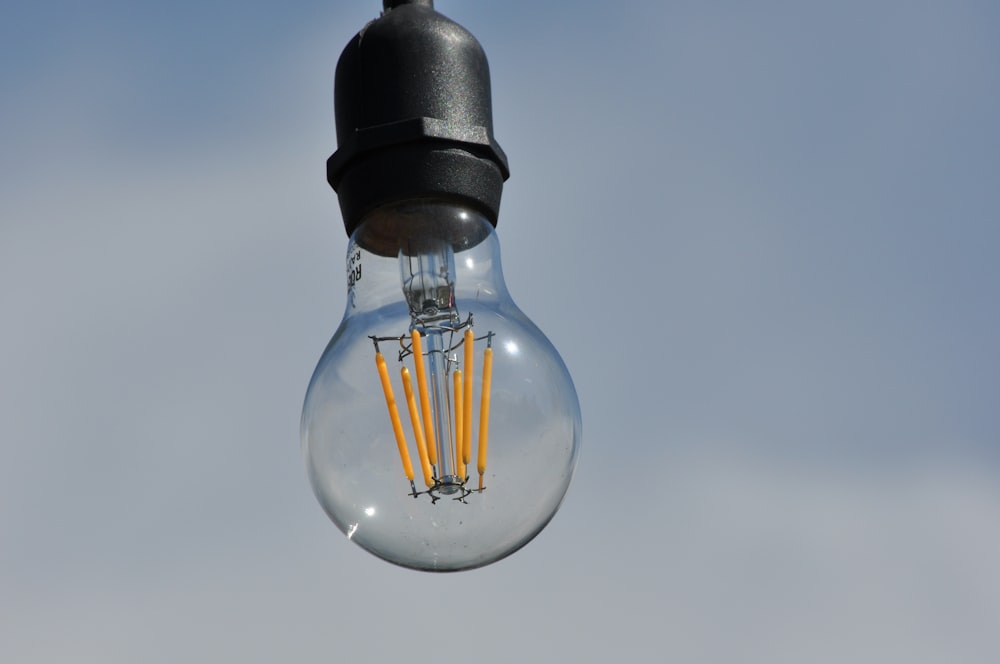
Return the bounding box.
[301,200,582,571]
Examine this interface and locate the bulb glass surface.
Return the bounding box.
[301,202,581,571]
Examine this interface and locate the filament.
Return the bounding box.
[375,352,414,482]
[477,345,493,490]
[462,327,474,465]
[454,369,466,481]
[401,367,434,488]
[375,319,495,498]
[410,330,438,467]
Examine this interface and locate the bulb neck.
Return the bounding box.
[343,202,508,318]
[401,235,457,321]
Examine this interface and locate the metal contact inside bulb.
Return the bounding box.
[400,235,456,318]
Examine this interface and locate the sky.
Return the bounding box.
[2,0,999,661]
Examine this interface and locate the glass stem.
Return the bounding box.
[423,330,457,486]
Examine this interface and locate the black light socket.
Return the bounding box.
[327,0,509,238]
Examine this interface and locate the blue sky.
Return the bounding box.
[3,1,999,661]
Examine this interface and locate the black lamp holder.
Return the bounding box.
[327,0,510,238]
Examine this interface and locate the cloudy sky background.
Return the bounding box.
[3,1,999,661]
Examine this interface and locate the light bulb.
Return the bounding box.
[300,0,581,570]
[302,200,581,571]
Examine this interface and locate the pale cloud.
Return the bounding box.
[2,1,998,662]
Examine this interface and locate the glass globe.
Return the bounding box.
[301,200,582,571]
